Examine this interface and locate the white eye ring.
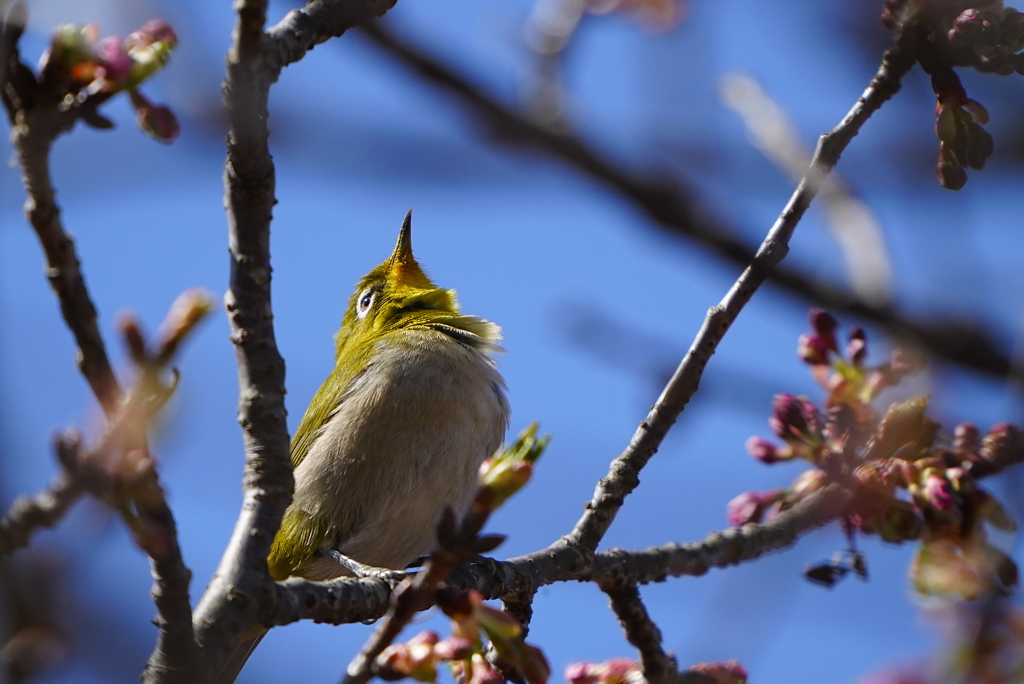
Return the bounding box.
[356,288,375,319]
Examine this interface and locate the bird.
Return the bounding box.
[218,210,509,682]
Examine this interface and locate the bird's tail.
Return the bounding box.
[214,630,267,684]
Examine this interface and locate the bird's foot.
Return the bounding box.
[324,549,409,585]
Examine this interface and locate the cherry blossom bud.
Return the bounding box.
[935,103,958,143]
[922,471,955,510]
[953,422,980,455]
[433,635,473,661]
[745,436,782,464]
[769,394,806,441]
[566,659,641,684]
[94,35,133,83]
[125,19,178,51]
[979,422,1024,468]
[808,309,838,351]
[846,326,867,365]
[129,89,180,142]
[798,334,830,365]
[727,489,782,526]
[376,631,440,683]
[963,98,990,125]
[690,660,748,684]
[565,662,602,684]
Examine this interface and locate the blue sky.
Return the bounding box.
[2,1,1024,683]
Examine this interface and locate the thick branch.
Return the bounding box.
[563,34,915,555]
[191,0,291,673]
[356,23,1009,379]
[602,584,675,684]
[265,0,398,70]
[142,498,202,683]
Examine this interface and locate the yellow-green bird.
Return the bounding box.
[220,211,509,682]
[268,210,509,580]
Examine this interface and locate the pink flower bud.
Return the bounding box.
[922,472,955,510]
[433,635,474,661]
[94,35,134,83]
[808,309,838,351]
[954,422,980,455]
[726,489,782,526]
[846,326,867,365]
[125,19,178,51]
[979,422,1024,468]
[690,660,748,684]
[565,662,602,684]
[129,90,180,142]
[798,334,830,365]
[769,394,822,444]
[745,436,781,464]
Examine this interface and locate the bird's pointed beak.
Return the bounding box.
[388,210,432,288]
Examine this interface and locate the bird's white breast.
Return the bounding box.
[291,328,509,579]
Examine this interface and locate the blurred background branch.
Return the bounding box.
[357,19,1012,379]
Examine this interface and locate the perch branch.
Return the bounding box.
[261,481,851,628]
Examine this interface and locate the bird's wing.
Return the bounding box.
[289,364,369,469]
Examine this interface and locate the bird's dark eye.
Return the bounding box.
[356,288,375,319]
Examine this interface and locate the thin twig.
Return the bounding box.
[356,22,1009,379]
[0,473,84,554]
[343,561,452,684]
[563,33,916,556]
[341,481,507,684]
[12,111,122,415]
[602,584,676,684]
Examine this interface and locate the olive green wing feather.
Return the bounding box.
[289,364,368,469]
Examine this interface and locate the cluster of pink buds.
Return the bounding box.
[566,658,747,684]
[729,310,1024,598]
[36,20,179,141]
[376,631,476,682]
[440,589,552,684]
[565,658,643,684]
[798,309,924,406]
[879,1,1024,190]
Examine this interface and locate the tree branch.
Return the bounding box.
[562,32,915,557]
[602,584,676,684]
[356,22,1010,379]
[265,0,398,71]
[191,0,291,673]
[0,472,83,554]
[258,481,852,628]
[11,109,122,415]
[193,0,405,673]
